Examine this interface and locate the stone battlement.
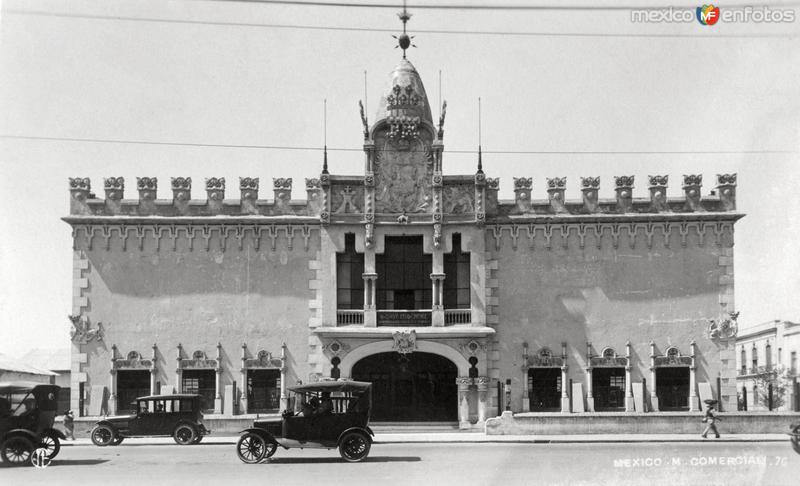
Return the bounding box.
[67,173,738,222]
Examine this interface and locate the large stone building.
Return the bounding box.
[63,36,744,426]
[736,320,800,411]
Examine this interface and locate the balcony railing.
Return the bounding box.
[444,309,471,325]
[336,310,364,325]
[738,365,776,376]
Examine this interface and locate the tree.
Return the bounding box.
[752,366,792,410]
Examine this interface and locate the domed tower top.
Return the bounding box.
[375,59,433,127]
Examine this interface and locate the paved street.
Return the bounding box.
[2,440,798,486]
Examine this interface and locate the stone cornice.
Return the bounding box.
[312,326,496,339]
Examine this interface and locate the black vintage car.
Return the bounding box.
[0,381,66,466]
[90,394,210,446]
[790,422,800,455]
[236,380,373,463]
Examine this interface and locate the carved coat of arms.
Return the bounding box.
[392,330,417,355]
[374,138,432,214]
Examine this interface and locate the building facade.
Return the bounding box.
[736,320,800,411]
[63,55,744,425]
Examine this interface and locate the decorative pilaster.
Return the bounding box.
[175,343,183,393]
[172,177,192,215]
[585,342,594,412]
[109,344,118,414]
[279,343,288,411]
[682,174,703,212]
[150,343,158,395]
[614,176,634,213]
[104,177,124,215]
[214,342,223,414]
[137,177,158,215]
[240,177,259,215]
[689,340,699,411]
[456,376,472,429]
[320,172,331,225]
[546,177,567,214]
[474,171,486,225]
[362,273,377,327]
[648,175,669,213]
[430,273,445,326]
[521,342,530,412]
[716,173,737,211]
[561,342,570,413]
[239,343,248,414]
[625,341,635,412]
[649,341,659,412]
[580,177,600,214]
[476,376,489,424]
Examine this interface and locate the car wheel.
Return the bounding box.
[259,441,277,462]
[173,424,197,445]
[339,431,371,462]
[110,436,124,446]
[39,433,61,459]
[1,436,35,466]
[191,435,203,444]
[90,425,115,447]
[236,432,266,464]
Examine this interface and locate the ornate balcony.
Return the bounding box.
[444,309,471,325]
[336,310,364,325]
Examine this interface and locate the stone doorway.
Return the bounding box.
[592,368,626,411]
[351,352,457,421]
[528,368,562,411]
[116,369,150,413]
[656,367,690,411]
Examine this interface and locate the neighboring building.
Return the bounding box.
[62,26,744,424]
[0,352,58,383]
[19,348,72,412]
[736,320,800,411]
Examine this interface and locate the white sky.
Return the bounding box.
[1,0,799,357]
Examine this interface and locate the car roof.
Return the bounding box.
[135,394,202,400]
[287,380,371,393]
[0,381,60,393]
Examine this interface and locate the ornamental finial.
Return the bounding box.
[393,1,415,59]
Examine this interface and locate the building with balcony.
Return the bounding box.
[62,25,744,426]
[736,320,800,411]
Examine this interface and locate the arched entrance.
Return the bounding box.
[352,352,457,421]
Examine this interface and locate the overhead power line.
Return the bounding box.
[4,9,796,39]
[2,134,795,155]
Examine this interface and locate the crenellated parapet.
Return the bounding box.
[495,173,739,220]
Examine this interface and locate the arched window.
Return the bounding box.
[765,342,772,369]
[740,347,746,374]
[751,345,758,370]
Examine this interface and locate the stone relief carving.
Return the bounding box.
[243,350,283,369]
[392,330,417,355]
[442,184,475,214]
[708,311,739,340]
[331,185,364,214]
[374,137,432,213]
[69,315,104,344]
[113,349,153,369]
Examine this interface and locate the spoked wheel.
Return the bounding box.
[339,431,371,462]
[259,441,277,463]
[236,433,267,464]
[110,436,124,446]
[90,425,115,447]
[39,433,61,459]
[1,436,35,466]
[173,424,198,445]
[791,424,800,455]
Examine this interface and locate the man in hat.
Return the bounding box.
[701,400,720,439]
[63,410,75,440]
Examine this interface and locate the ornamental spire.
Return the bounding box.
[393,1,415,59]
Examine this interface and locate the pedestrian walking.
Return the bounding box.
[63,410,75,440]
[701,399,720,439]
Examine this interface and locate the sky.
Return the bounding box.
[1,0,799,357]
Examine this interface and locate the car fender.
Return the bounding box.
[2,428,40,443]
[43,428,67,440]
[239,428,286,449]
[337,427,373,445]
[173,421,200,433]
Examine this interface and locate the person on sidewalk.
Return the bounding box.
[701,400,720,439]
[63,410,75,440]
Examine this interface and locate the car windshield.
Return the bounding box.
[0,391,35,416]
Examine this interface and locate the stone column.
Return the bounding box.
[175,344,183,394]
[625,341,635,412]
[476,376,489,424]
[214,343,223,414]
[109,369,117,415]
[456,377,472,429]
[585,342,595,412]
[689,340,700,411]
[561,342,570,413]
[521,343,530,412]
[150,343,158,395]
[279,343,288,412]
[362,272,377,327]
[239,343,249,414]
[649,341,659,412]
[430,273,445,327]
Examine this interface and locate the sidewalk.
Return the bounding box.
[59,433,789,446]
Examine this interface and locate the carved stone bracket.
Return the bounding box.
[69,314,104,344]
[707,311,739,340]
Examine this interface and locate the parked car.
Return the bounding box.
[90,394,210,446]
[790,422,800,455]
[236,380,373,463]
[0,381,66,466]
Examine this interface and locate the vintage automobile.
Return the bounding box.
[90,394,210,446]
[236,380,374,463]
[0,381,66,466]
[790,422,800,455]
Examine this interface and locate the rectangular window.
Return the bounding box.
[336,234,365,310]
[792,352,797,374]
[376,236,432,310]
[443,233,471,309]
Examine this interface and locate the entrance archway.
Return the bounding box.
[352,352,457,421]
